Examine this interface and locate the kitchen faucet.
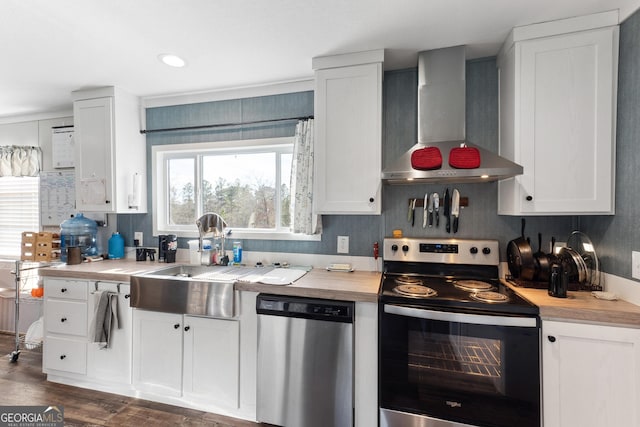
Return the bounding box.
[196,213,227,254]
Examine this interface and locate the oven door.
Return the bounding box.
[380,304,540,427]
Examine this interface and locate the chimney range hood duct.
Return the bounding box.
[382,46,523,184]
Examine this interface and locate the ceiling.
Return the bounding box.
[2,0,639,121]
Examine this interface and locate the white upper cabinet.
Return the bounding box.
[73,87,147,213]
[313,50,383,215]
[497,11,619,215]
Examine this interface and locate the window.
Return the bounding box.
[153,137,317,240]
[0,177,40,257]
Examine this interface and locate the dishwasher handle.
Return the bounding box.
[256,293,354,323]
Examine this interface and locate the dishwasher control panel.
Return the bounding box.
[257,294,354,323]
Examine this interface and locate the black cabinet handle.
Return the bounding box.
[548,335,556,342]
[125,294,130,299]
[61,288,67,293]
[369,197,375,203]
[60,355,66,360]
[526,196,533,201]
[60,317,67,323]
[184,326,190,332]
[105,200,111,204]
[173,323,180,329]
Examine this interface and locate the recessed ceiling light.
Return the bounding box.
[158,54,186,68]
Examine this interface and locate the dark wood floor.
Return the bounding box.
[0,332,260,427]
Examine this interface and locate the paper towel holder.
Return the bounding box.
[128,172,142,210]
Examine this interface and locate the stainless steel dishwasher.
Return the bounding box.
[256,294,354,427]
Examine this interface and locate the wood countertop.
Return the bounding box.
[504,280,640,328]
[39,260,381,303]
[235,268,381,303]
[38,260,164,283]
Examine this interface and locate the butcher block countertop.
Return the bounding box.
[235,268,381,302]
[38,259,159,282]
[504,280,640,328]
[39,260,381,303]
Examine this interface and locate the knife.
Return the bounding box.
[411,198,416,226]
[444,189,451,233]
[432,192,440,227]
[452,189,460,233]
[423,193,430,228]
[408,198,413,224]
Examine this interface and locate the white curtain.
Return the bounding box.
[0,146,41,177]
[290,119,321,235]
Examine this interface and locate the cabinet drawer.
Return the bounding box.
[46,300,87,336]
[44,336,87,374]
[45,279,88,301]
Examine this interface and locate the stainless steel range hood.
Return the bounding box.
[382,46,523,184]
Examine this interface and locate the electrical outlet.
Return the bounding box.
[633,251,640,280]
[337,236,349,254]
[134,231,143,244]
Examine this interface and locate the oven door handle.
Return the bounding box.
[384,304,538,328]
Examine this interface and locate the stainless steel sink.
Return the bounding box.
[130,264,245,318]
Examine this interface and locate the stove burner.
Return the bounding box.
[454,280,495,292]
[394,276,423,286]
[470,291,509,303]
[394,284,438,298]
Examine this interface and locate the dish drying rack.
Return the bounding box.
[7,260,48,362]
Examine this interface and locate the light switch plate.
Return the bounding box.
[134,231,143,243]
[632,251,640,280]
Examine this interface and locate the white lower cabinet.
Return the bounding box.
[43,278,132,387]
[132,309,241,411]
[542,320,640,427]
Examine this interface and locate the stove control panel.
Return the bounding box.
[384,238,499,266]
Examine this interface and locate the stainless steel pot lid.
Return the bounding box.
[566,231,600,288]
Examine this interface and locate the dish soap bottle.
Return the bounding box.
[108,232,125,259]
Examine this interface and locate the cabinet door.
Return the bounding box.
[314,63,382,214]
[74,97,114,212]
[86,283,132,385]
[542,320,640,427]
[132,310,183,396]
[183,316,240,409]
[499,27,617,215]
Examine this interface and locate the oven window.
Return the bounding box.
[380,309,540,427]
[408,331,505,396]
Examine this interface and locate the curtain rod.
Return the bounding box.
[140,115,314,135]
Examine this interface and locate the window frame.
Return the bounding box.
[152,137,320,241]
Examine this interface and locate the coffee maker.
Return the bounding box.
[158,234,177,263]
